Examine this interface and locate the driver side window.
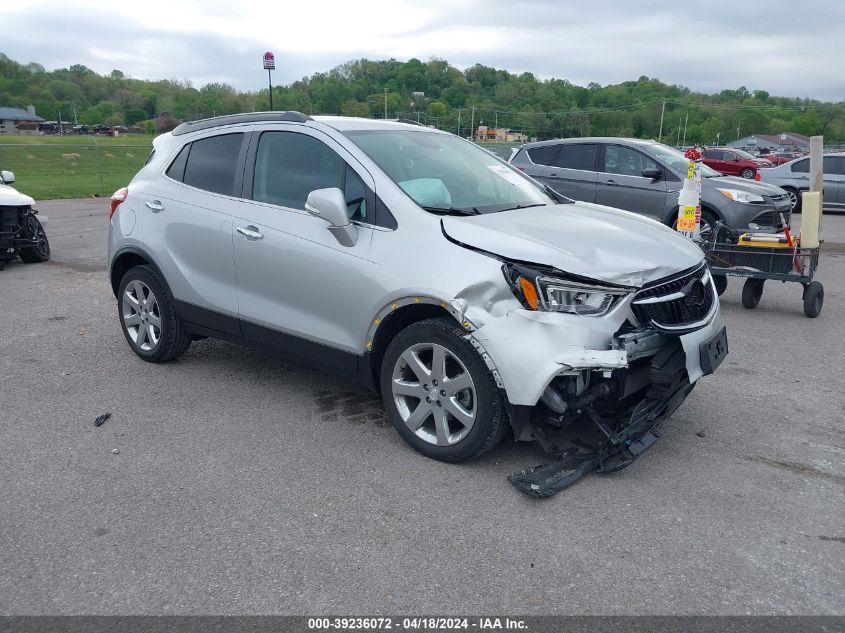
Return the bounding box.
[604,145,657,176]
[252,131,368,222]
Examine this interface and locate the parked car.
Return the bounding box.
[0,170,50,270]
[107,113,727,489]
[509,137,793,238]
[758,153,845,212]
[702,148,765,178]
[764,152,806,167]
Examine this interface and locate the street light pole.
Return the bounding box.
[384,88,388,119]
[658,100,666,142]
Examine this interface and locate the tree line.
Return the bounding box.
[1,52,843,143]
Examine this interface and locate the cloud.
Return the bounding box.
[1,0,842,100]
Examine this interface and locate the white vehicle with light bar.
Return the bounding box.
[107,113,728,496]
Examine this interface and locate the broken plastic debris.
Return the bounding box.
[94,413,111,427]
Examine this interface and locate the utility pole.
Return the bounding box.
[682,112,688,146]
[658,100,666,143]
[383,88,388,119]
[470,104,475,141]
[677,119,681,146]
[457,108,461,136]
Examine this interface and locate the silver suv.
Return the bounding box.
[107,113,727,483]
[510,138,793,237]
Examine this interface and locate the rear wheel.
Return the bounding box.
[803,282,823,318]
[18,213,50,263]
[380,317,508,463]
[117,265,191,363]
[741,278,764,309]
[740,167,756,179]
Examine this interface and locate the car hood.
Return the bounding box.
[0,184,35,207]
[442,202,704,287]
[705,175,785,196]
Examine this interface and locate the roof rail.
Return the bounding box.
[172,111,313,136]
[394,118,426,127]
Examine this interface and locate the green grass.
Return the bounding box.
[0,136,154,199]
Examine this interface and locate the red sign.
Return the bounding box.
[263,52,275,70]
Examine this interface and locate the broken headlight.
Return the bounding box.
[503,263,632,316]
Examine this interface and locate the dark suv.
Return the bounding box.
[510,137,792,236]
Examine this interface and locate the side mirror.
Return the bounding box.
[305,187,357,247]
[642,167,662,180]
[1,170,14,184]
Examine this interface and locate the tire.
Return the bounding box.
[380,317,508,463]
[740,168,756,179]
[803,282,824,318]
[784,187,802,213]
[17,213,51,263]
[741,278,764,309]
[713,274,728,296]
[117,265,191,363]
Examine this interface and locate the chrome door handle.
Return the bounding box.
[605,179,617,185]
[145,200,164,212]
[236,225,264,240]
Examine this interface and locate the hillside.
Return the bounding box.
[1,53,843,142]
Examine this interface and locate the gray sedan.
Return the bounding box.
[758,152,845,212]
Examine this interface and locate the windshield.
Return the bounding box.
[343,129,555,214]
[646,142,722,178]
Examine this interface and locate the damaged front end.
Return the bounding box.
[468,260,728,498]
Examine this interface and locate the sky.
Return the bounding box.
[1,0,843,101]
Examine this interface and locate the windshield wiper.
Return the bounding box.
[497,202,548,212]
[420,205,481,216]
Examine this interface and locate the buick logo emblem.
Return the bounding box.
[682,278,706,307]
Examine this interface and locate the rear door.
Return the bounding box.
[544,143,598,203]
[824,156,845,210]
[137,131,246,331]
[595,144,668,219]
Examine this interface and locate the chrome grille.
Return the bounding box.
[632,265,715,330]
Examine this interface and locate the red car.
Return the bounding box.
[765,152,805,166]
[702,147,763,179]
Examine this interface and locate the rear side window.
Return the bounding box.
[166,145,190,181]
[526,145,557,166]
[555,144,597,170]
[791,159,809,173]
[181,133,244,196]
[823,156,841,175]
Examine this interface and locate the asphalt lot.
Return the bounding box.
[1,199,843,615]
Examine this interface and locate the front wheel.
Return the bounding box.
[380,317,509,463]
[784,187,802,213]
[741,278,764,309]
[740,167,756,179]
[803,282,823,318]
[18,213,50,263]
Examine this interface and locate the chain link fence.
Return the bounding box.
[0,140,152,200]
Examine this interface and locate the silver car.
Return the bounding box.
[107,113,726,488]
[758,152,845,212]
[510,137,793,236]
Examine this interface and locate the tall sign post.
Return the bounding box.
[263,52,275,111]
[676,146,703,240]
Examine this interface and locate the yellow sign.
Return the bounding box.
[678,205,697,231]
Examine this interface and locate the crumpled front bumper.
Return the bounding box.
[468,294,723,407]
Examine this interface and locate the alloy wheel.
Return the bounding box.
[27,215,49,257]
[122,280,161,351]
[391,342,477,446]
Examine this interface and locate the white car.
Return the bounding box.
[0,170,50,270]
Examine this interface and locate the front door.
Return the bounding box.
[232,127,379,364]
[595,144,668,220]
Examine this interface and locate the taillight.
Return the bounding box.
[110,187,128,219]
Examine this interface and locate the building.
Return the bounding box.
[728,133,810,153]
[474,126,528,143]
[0,106,45,135]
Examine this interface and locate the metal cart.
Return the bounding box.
[701,223,823,318]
